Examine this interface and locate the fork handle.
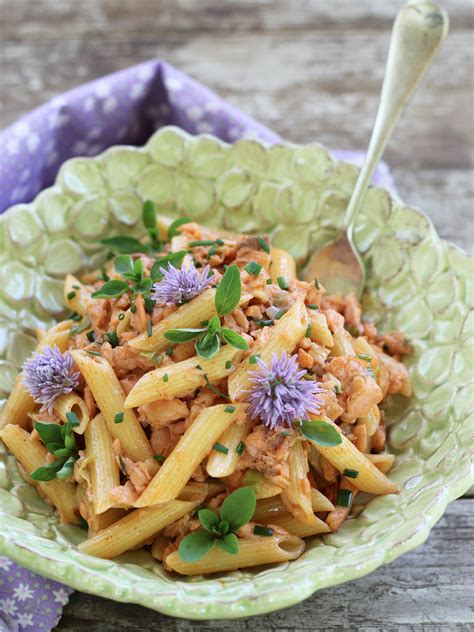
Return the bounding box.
[343,1,448,233]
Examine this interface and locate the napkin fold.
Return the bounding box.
[0,59,394,631]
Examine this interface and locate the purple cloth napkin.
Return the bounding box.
[0,59,394,631]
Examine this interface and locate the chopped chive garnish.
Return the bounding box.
[257,319,274,328]
[257,237,270,253]
[236,441,245,455]
[280,430,292,437]
[114,412,124,424]
[86,330,95,343]
[253,525,273,536]
[67,291,76,300]
[77,517,88,530]
[336,489,353,508]
[130,304,137,314]
[144,297,155,313]
[307,304,319,310]
[153,454,166,463]
[276,276,289,290]
[366,367,375,378]
[305,324,312,338]
[200,320,209,327]
[357,354,372,362]
[66,411,80,427]
[274,308,284,320]
[147,318,152,337]
[266,278,272,285]
[314,279,320,289]
[334,384,341,394]
[105,331,119,348]
[208,245,217,256]
[163,373,169,382]
[216,238,224,246]
[189,240,216,247]
[86,350,100,356]
[118,454,127,474]
[213,442,229,455]
[72,285,80,290]
[245,261,262,276]
[118,313,125,321]
[224,405,236,413]
[70,311,82,321]
[203,373,230,400]
[165,347,173,356]
[225,360,232,370]
[249,354,261,364]
[343,468,359,479]
[195,364,203,371]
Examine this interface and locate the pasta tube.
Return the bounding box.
[64,274,88,315]
[124,346,243,408]
[151,535,170,561]
[206,416,251,478]
[331,331,356,357]
[367,453,395,474]
[166,534,305,576]
[134,404,246,507]
[53,393,90,434]
[242,470,282,499]
[84,413,120,514]
[308,311,334,347]
[269,248,296,284]
[281,441,318,525]
[253,489,334,523]
[1,424,78,524]
[267,514,331,538]
[70,351,152,462]
[228,300,308,401]
[78,498,200,559]
[308,417,397,495]
[76,484,126,534]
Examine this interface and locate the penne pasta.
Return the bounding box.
[308,417,397,495]
[78,498,201,559]
[70,351,152,462]
[281,440,318,526]
[206,416,251,478]
[151,535,170,561]
[242,470,283,499]
[268,514,331,538]
[166,534,305,576]
[326,481,358,532]
[228,299,308,401]
[367,453,395,474]
[84,413,120,514]
[76,484,126,534]
[124,346,244,408]
[331,330,356,357]
[1,424,78,524]
[308,311,334,348]
[269,248,296,284]
[357,404,380,437]
[53,392,90,434]
[64,274,88,315]
[134,404,246,507]
[254,489,335,524]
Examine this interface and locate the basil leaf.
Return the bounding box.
[114,255,133,275]
[168,217,191,240]
[178,529,215,563]
[34,421,63,448]
[30,460,65,482]
[195,332,220,359]
[100,236,145,254]
[198,508,220,533]
[142,200,157,231]
[139,278,153,294]
[164,328,205,343]
[220,328,249,350]
[56,456,76,481]
[150,251,187,281]
[299,419,342,447]
[215,264,241,316]
[219,487,256,532]
[91,280,129,299]
[217,532,239,555]
[207,315,221,334]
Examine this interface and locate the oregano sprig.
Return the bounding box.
[30,412,80,482]
[100,200,163,255]
[178,487,256,562]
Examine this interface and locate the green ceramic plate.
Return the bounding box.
[0,126,473,619]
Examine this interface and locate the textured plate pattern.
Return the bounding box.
[0,127,473,619]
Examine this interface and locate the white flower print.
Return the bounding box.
[83,96,96,112]
[13,582,34,601]
[0,598,17,615]
[53,588,70,606]
[0,557,13,571]
[103,96,117,113]
[138,65,154,81]
[13,122,30,138]
[187,105,203,121]
[94,81,111,98]
[165,78,183,92]
[130,83,146,99]
[27,133,40,153]
[196,121,213,134]
[6,137,20,156]
[205,101,220,114]
[17,613,34,627]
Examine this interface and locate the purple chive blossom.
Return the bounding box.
[22,345,80,413]
[151,262,215,306]
[245,352,324,430]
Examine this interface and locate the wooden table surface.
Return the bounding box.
[1,1,473,629]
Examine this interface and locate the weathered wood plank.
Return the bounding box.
[55,500,474,630]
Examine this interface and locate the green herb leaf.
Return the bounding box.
[257,236,270,253]
[153,454,165,463]
[114,255,133,275]
[218,520,229,535]
[217,532,239,555]
[178,529,215,563]
[195,332,220,359]
[168,217,191,240]
[91,280,129,299]
[100,236,145,254]
[215,264,241,316]
[189,239,217,247]
[298,419,342,447]
[220,328,249,351]
[207,315,221,334]
[164,328,205,343]
[53,447,73,458]
[198,508,220,533]
[343,468,359,479]
[56,456,76,481]
[142,200,157,231]
[277,276,289,290]
[34,422,63,448]
[224,405,236,413]
[219,487,256,532]
[30,460,65,482]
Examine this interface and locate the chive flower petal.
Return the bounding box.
[151,262,215,306]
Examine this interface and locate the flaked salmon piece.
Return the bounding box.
[377,352,412,397]
[127,458,160,496]
[322,293,363,334]
[119,377,138,396]
[83,385,98,418]
[163,513,192,539]
[297,348,314,369]
[324,308,345,333]
[376,331,412,357]
[371,420,386,452]
[86,297,112,333]
[150,421,186,457]
[305,283,325,308]
[100,342,155,378]
[223,307,250,334]
[170,339,197,362]
[363,321,378,341]
[109,482,138,507]
[130,294,148,333]
[318,382,344,421]
[151,304,177,326]
[139,399,189,427]
[245,305,264,320]
[238,425,292,488]
[191,463,207,482]
[188,390,217,425]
